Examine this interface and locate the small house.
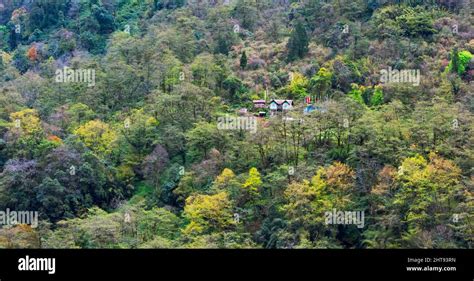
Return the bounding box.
[253,100,267,109]
[269,99,293,111]
[238,108,248,115]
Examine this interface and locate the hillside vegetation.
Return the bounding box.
[0,0,473,249]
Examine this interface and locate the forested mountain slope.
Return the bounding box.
[0,0,472,249]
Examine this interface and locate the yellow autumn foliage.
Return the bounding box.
[73,120,118,156]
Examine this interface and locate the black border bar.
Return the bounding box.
[0,249,472,281]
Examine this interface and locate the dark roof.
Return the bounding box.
[270,99,293,105]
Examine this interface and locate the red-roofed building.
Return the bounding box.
[253,100,266,108]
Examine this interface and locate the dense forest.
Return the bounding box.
[0,0,472,249]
